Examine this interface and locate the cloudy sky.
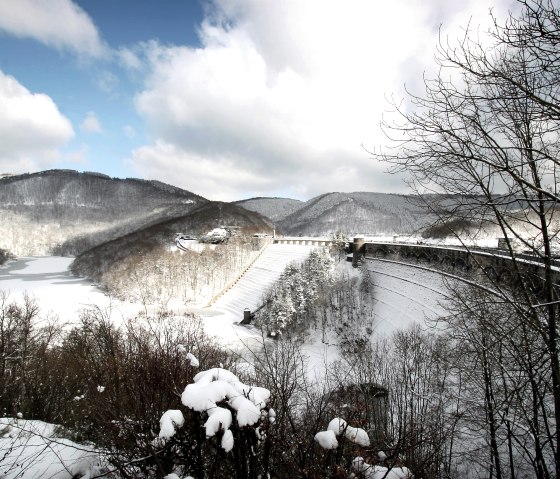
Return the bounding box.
[0,0,514,201]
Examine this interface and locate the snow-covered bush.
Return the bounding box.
[0,248,13,265]
[352,456,413,479]
[315,417,370,449]
[1,308,232,478]
[0,292,60,420]
[156,365,275,478]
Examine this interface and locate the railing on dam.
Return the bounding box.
[273,236,332,246]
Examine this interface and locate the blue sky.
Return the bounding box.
[0,0,514,201]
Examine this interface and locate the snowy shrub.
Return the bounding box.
[352,456,413,479]
[155,365,276,477]
[0,292,61,420]
[0,248,13,265]
[3,308,233,477]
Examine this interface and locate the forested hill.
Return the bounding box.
[0,170,437,256]
[71,201,273,299]
[0,170,205,218]
[0,170,207,256]
[233,197,304,222]
[268,192,435,236]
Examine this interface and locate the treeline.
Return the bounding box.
[0,170,201,214]
[0,248,13,265]
[73,236,263,305]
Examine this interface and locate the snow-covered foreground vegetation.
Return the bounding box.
[0,244,435,478]
[1,235,553,478]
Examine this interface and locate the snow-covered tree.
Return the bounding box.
[156,364,275,478]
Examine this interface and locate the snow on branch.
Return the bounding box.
[159,410,185,439]
[315,416,370,449]
[159,367,271,452]
[352,456,413,479]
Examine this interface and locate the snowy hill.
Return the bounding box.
[234,197,304,222]
[0,170,206,256]
[71,202,273,286]
[276,192,435,236]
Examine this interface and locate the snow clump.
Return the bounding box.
[186,352,199,367]
[159,410,185,439]
[316,417,370,448]
[352,457,413,478]
[314,430,339,449]
[160,367,271,452]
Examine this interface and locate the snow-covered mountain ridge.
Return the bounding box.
[0,170,209,256]
[238,192,436,236]
[1,170,438,257]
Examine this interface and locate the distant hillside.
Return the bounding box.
[276,192,435,236]
[71,202,273,301]
[234,197,304,222]
[0,170,206,255]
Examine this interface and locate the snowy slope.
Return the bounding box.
[278,192,434,236]
[364,258,453,335]
[0,419,104,479]
[202,244,316,340]
[234,197,304,222]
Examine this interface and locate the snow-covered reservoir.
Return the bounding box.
[0,257,130,323]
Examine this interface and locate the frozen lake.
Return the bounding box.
[0,256,132,324]
[0,256,262,347]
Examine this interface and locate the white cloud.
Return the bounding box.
[81,111,102,133]
[0,69,74,173]
[130,0,514,200]
[117,47,143,70]
[0,0,107,58]
[94,70,119,93]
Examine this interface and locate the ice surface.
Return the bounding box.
[0,256,142,325]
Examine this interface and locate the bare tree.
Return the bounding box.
[371,0,560,475]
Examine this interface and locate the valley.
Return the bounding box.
[0,168,557,479]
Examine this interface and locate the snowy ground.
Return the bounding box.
[0,418,105,479]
